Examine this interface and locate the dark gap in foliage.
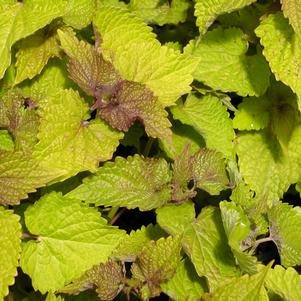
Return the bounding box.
[114,209,156,233]
[256,240,280,266]
[282,184,300,207]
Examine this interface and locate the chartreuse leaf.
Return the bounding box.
[0,130,14,152]
[281,0,301,39]
[268,201,301,267]
[58,30,172,141]
[15,28,62,84]
[185,27,270,97]
[236,126,301,206]
[94,6,198,106]
[0,207,21,300]
[20,192,126,293]
[113,224,165,262]
[264,265,301,300]
[34,88,123,179]
[192,149,229,195]
[156,201,195,236]
[171,94,235,159]
[63,0,96,29]
[0,0,67,79]
[131,236,182,298]
[67,155,172,211]
[45,293,64,301]
[256,12,301,110]
[220,201,257,274]
[161,258,207,301]
[60,261,124,300]
[194,0,256,33]
[128,0,190,26]
[182,207,241,290]
[202,264,270,301]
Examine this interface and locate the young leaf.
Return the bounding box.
[264,265,301,300]
[171,94,235,159]
[94,5,198,106]
[20,192,126,293]
[201,264,270,301]
[67,155,172,211]
[34,88,123,179]
[182,207,241,290]
[161,258,207,301]
[15,29,62,84]
[0,0,67,79]
[131,236,182,298]
[281,0,301,39]
[156,201,195,236]
[0,207,21,300]
[192,148,229,195]
[194,0,257,34]
[268,201,301,267]
[113,224,165,262]
[46,293,64,301]
[256,12,301,110]
[185,27,270,97]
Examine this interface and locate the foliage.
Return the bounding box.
[1,0,301,300]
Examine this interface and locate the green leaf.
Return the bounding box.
[236,127,301,205]
[161,258,207,301]
[256,12,301,110]
[63,0,96,29]
[61,260,124,300]
[0,129,14,152]
[0,207,21,300]
[220,201,257,274]
[34,88,123,179]
[171,94,235,159]
[194,0,257,34]
[156,201,195,236]
[264,265,301,300]
[0,0,67,79]
[131,236,182,298]
[185,27,270,97]
[182,207,240,290]
[45,293,64,301]
[67,155,172,211]
[128,0,190,26]
[15,29,62,84]
[201,264,270,301]
[281,0,301,39]
[94,5,198,106]
[20,192,125,293]
[268,201,301,267]
[113,224,165,262]
[192,148,229,195]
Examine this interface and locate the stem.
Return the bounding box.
[248,237,273,255]
[110,208,126,225]
[143,138,154,157]
[107,206,119,221]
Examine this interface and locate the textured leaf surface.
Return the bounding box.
[171,94,235,159]
[264,265,301,300]
[0,130,14,152]
[131,236,182,297]
[21,192,125,293]
[161,258,207,301]
[0,0,67,79]
[194,0,257,33]
[67,155,172,211]
[113,224,165,262]
[256,12,301,109]
[34,88,123,179]
[192,149,229,195]
[220,201,257,274]
[128,0,190,26]
[15,30,61,84]
[182,207,240,290]
[156,201,195,236]
[236,127,301,205]
[281,0,301,39]
[185,27,270,97]
[268,202,301,267]
[94,6,198,106]
[202,265,269,301]
[0,207,21,300]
